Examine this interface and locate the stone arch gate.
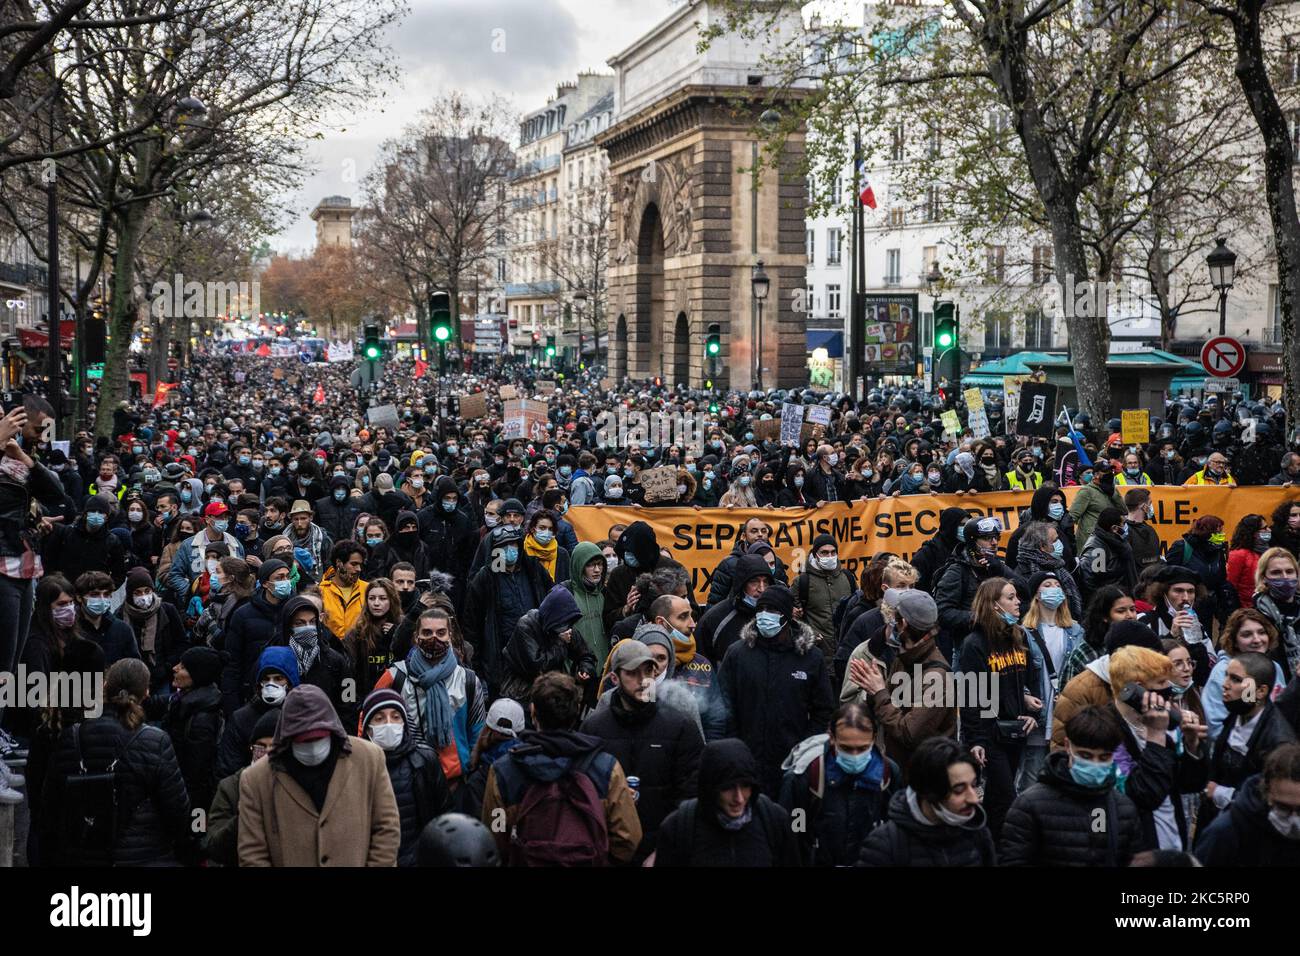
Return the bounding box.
[598,88,809,390]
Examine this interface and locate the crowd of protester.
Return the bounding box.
[1,348,1299,867]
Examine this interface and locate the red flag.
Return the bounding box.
[151,382,177,409]
[414,359,428,379]
[312,384,325,404]
[855,159,877,209]
[256,343,271,356]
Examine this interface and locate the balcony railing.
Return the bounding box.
[505,280,562,297]
[507,153,562,182]
[0,261,47,288]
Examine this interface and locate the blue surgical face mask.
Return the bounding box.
[794,476,804,489]
[84,596,112,616]
[745,432,754,441]
[239,455,251,466]
[739,475,751,487]
[1069,754,1117,789]
[559,466,572,477]
[956,525,965,543]
[333,489,346,501]
[442,499,457,513]
[366,536,383,547]
[742,593,758,608]
[1047,502,1065,520]
[835,749,873,776]
[999,609,1018,625]
[1051,538,1064,558]
[623,552,638,568]
[85,512,106,530]
[755,610,783,636]
[181,489,193,503]
[686,463,697,474]
[503,545,520,564]
[1039,587,1065,609]
[669,626,691,647]
[213,519,229,533]
[271,579,294,599]
[533,529,554,545]
[270,467,282,477]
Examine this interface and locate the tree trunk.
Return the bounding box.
[150,316,170,387]
[93,207,144,438]
[1230,0,1300,433]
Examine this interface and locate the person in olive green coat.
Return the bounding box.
[204,709,280,865]
[1068,463,1124,546]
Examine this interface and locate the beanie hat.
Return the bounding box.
[361,688,407,731]
[811,533,837,554]
[1104,620,1162,655]
[500,498,525,516]
[251,708,282,744]
[755,584,796,619]
[180,646,223,688]
[257,558,289,584]
[125,566,154,593]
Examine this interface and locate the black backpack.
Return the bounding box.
[59,723,147,866]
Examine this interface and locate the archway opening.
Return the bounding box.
[672,311,689,386]
[613,313,628,382]
[636,203,665,380]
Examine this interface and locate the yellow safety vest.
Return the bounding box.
[1005,470,1043,491]
[1115,472,1153,486]
[1184,469,1236,487]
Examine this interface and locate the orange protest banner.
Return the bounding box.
[568,486,1300,604]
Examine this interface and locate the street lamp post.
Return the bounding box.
[751,259,770,391]
[1206,237,1237,337]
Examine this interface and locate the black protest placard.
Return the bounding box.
[1016,382,1058,438]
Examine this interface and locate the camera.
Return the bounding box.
[1119,682,1182,728]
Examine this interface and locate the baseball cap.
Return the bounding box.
[485,699,526,738]
[893,589,938,630]
[203,501,229,517]
[609,639,655,674]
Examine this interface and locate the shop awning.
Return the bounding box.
[806,329,843,358]
[17,320,75,349]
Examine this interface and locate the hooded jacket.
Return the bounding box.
[560,541,609,664]
[603,521,662,633]
[654,738,802,867]
[910,507,969,593]
[215,645,301,779]
[707,538,789,607]
[238,685,400,867]
[1195,772,1300,866]
[501,587,597,698]
[417,476,477,591]
[1077,528,1138,593]
[999,750,1142,865]
[856,788,996,866]
[161,677,224,813]
[718,618,835,797]
[933,546,1026,655]
[1005,485,1077,570]
[268,595,352,727]
[696,553,771,663]
[480,728,643,865]
[462,542,554,689]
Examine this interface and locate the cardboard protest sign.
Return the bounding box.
[459,393,488,420]
[639,466,679,503]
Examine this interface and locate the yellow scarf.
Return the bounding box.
[525,533,558,579]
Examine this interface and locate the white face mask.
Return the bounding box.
[292,737,332,766]
[261,682,287,705]
[817,555,839,572]
[132,592,157,610]
[370,722,404,751]
[934,802,977,826]
[206,559,219,575]
[1269,807,1300,840]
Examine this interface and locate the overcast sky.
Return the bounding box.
[273,0,681,254]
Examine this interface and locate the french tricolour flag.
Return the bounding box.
[856,159,877,209]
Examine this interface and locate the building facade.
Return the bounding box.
[310,196,357,249]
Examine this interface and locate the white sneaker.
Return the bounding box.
[0,784,20,805]
[0,761,22,789]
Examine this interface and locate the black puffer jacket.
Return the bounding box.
[417,477,477,600]
[910,506,968,593]
[312,489,367,544]
[602,520,664,633]
[215,696,277,780]
[718,619,835,797]
[39,717,194,866]
[697,554,770,663]
[373,703,451,866]
[1195,772,1300,865]
[161,683,223,813]
[1004,485,1077,570]
[581,690,704,860]
[220,591,285,716]
[933,547,1026,655]
[500,587,596,699]
[654,738,803,867]
[856,789,996,866]
[999,750,1142,865]
[779,741,900,866]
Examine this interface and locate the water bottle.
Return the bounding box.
[1180,603,1203,644]
[626,776,640,803]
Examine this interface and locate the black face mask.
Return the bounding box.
[1225,697,1257,717]
[399,589,417,612]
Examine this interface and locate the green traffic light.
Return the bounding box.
[434,325,450,342]
[364,345,381,359]
[936,331,954,348]
[546,346,556,356]
[707,341,720,355]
